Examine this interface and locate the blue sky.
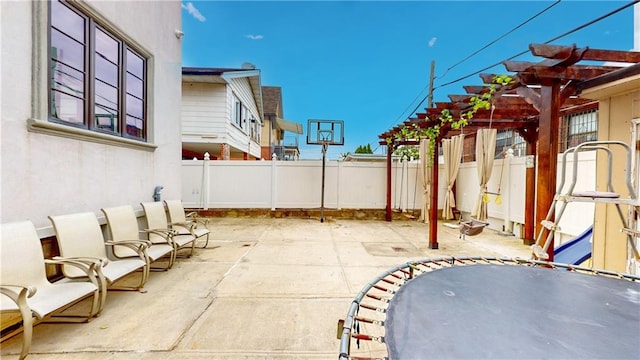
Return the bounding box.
[181,1,637,160]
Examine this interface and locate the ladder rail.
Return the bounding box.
[564,145,613,196]
[535,145,610,258]
[533,140,639,264]
[572,141,636,199]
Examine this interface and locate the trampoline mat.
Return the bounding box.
[385,264,640,359]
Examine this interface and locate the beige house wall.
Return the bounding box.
[581,75,640,272]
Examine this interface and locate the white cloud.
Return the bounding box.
[428,37,437,47]
[182,2,206,22]
[246,34,264,40]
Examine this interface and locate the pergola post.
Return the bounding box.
[535,79,561,261]
[386,143,393,222]
[524,138,537,245]
[429,140,439,249]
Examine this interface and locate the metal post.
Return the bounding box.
[321,142,328,223]
[203,152,210,210]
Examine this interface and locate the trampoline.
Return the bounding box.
[338,257,640,360]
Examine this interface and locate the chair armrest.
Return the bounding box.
[171,221,197,233]
[143,228,178,236]
[194,217,210,227]
[1,285,37,303]
[105,240,150,263]
[46,257,102,286]
[105,239,151,248]
[186,213,210,228]
[141,228,177,245]
[52,256,109,267]
[173,218,208,232]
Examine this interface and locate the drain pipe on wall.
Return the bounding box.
[153,185,164,202]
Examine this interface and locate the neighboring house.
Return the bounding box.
[1,0,182,228]
[261,86,303,160]
[181,65,264,160]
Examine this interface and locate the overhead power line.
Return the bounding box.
[438,0,562,81]
[435,0,640,90]
[370,0,639,152]
[380,0,564,137]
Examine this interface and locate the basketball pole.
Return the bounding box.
[320,141,328,223]
[307,119,344,223]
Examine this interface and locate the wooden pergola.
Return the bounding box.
[379,43,640,260]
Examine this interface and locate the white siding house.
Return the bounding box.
[0,0,183,233]
[181,66,264,160]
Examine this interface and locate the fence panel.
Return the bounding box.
[181,153,595,240]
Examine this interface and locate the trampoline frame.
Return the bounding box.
[337,256,640,360]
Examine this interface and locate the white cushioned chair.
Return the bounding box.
[1,220,100,360]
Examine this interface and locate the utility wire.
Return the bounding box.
[390,83,430,126]
[371,0,639,152]
[379,0,564,138]
[435,0,640,90]
[438,0,562,81]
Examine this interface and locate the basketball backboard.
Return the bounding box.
[306,119,345,145]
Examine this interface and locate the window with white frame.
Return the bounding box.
[242,105,249,131]
[49,0,147,141]
[232,95,242,127]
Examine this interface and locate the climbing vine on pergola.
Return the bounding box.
[385,74,514,162]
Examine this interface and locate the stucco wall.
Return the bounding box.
[1,1,183,235]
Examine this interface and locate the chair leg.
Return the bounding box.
[17,302,33,360]
[95,268,108,316]
[171,246,178,266]
[189,239,196,257]
[198,234,210,249]
[89,289,100,318]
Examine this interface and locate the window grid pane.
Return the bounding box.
[50,1,87,125]
[93,27,120,132]
[125,47,146,139]
[51,0,85,43]
[52,90,84,124]
[51,29,85,72]
[560,110,598,151]
[494,129,525,158]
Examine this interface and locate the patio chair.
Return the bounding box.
[1,221,100,360]
[164,200,211,252]
[49,212,150,311]
[101,205,175,271]
[140,201,196,262]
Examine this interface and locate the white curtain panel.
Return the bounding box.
[473,129,497,220]
[442,134,464,220]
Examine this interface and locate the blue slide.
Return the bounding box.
[554,226,593,265]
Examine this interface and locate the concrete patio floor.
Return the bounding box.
[1,217,531,359]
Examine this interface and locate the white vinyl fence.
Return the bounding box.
[182,151,597,242]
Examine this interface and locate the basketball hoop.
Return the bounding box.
[306,119,345,222]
